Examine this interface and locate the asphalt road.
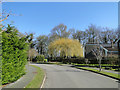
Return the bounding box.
[32,64,119,88]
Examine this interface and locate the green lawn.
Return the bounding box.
[72,63,119,66]
[77,67,120,79]
[71,63,119,72]
[25,65,45,88]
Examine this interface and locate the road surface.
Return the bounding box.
[31,64,119,88]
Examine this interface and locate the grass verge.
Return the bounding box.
[72,64,119,66]
[25,65,45,88]
[72,63,120,72]
[77,67,120,80]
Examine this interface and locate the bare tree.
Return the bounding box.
[49,24,71,42]
[72,30,86,43]
[86,24,102,44]
[28,48,38,62]
[101,27,118,47]
[35,35,48,57]
[92,46,103,72]
[0,10,21,22]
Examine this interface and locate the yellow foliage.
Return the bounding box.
[48,38,83,57]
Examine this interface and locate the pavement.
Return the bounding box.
[32,64,119,88]
[2,64,36,88]
[82,67,119,75]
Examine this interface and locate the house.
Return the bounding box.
[85,38,120,59]
[85,43,108,59]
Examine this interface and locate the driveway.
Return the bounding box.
[31,64,118,88]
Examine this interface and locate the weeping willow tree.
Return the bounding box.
[48,38,83,58]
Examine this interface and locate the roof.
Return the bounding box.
[85,43,118,52]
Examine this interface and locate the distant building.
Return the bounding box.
[85,43,108,59]
[85,38,120,59]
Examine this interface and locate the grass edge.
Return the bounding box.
[25,65,45,88]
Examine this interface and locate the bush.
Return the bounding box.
[36,55,45,63]
[32,57,37,62]
[44,59,48,62]
[108,57,119,65]
[102,57,119,65]
[61,57,85,64]
[2,25,29,84]
[88,59,98,64]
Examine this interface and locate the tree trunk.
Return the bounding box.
[99,59,102,72]
[28,47,30,62]
[40,46,43,54]
[78,37,81,43]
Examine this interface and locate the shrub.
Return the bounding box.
[32,57,37,62]
[2,25,29,84]
[0,27,2,84]
[36,55,45,63]
[62,57,85,64]
[107,57,119,66]
[44,59,48,62]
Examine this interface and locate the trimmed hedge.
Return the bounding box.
[2,25,29,84]
[48,56,119,66]
[0,28,2,85]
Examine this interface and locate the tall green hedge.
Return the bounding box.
[2,25,29,84]
[0,27,2,86]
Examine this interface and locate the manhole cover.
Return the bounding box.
[32,72,38,74]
